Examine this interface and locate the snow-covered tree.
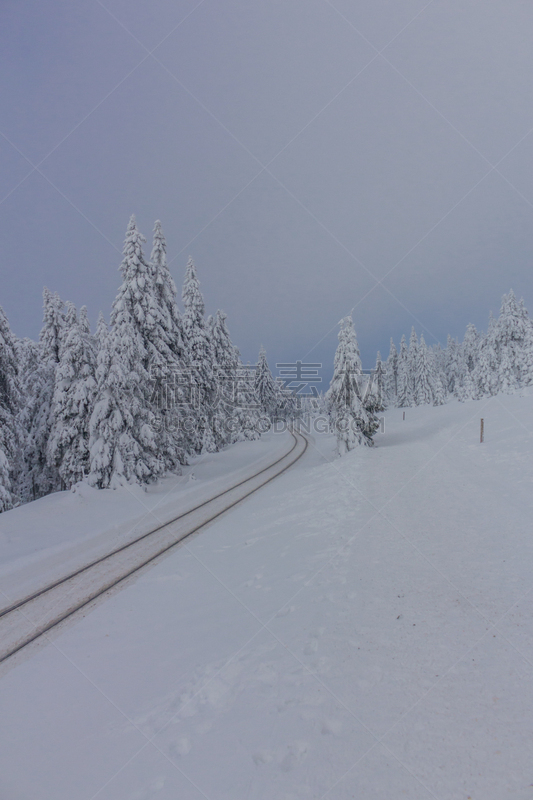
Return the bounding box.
[494,290,531,392]
[47,308,97,488]
[432,373,446,406]
[445,335,464,397]
[88,221,166,489]
[234,363,262,440]
[0,306,23,511]
[473,317,498,398]
[407,327,418,400]
[19,288,67,499]
[144,221,190,469]
[384,338,398,404]
[254,346,278,420]
[366,351,385,413]
[182,257,214,452]
[397,335,411,408]
[210,309,242,446]
[414,334,435,406]
[150,221,187,357]
[326,316,377,455]
[40,288,65,364]
[462,323,480,375]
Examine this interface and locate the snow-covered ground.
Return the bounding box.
[0,432,291,605]
[1,394,533,800]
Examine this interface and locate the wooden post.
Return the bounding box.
[480,418,484,443]
[403,411,405,421]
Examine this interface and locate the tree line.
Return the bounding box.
[0,217,290,512]
[326,290,533,455]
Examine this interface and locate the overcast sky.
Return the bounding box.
[2,0,533,382]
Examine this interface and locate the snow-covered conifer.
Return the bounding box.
[182,257,214,452]
[0,306,23,511]
[474,313,499,397]
[210,310,241,446]
[384,338,398,404]
[254,346,278,420]
[20,289,66,499]
[445,335,463,397]
[326,316,377,455]
[366,351,385,413]
[414,334,435,406]
[396,335,411,408]
[408,327,418,400]
[144,221,190,468]
[47,311,97,488]
[462,323,480,375]
[40,287,65,364]
[88,222,166,488]
[495,290,531,392]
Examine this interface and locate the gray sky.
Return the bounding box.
[2,0,533,383]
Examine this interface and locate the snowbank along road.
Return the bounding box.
[0,430,308,665]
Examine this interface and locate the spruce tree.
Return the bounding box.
[445,335,464,397]
[384,338,398,404]
[254,346,278,420]
[210,310,241,446]
[20,288,65,499]
[414,334,435,406]
[326,316,377,455]
[495,290,531,392]
[0,306,23,511]
[397,335,411,408]
[40,287,65,364]
[408,327,419,401]
[146,221,189,469]
[89,220,166,489]
[182,257,214,452]
[47,310,97,487]
[474,313,499,397]
[367,351,385,413]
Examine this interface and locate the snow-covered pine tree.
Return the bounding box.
[88,221,166,489]
[326,316,377,455]
[254,346,278,420]
[182,257,214,452]
[146,221,190,469]
[0,305,23,511]
[408,327,418,402]
[414,334,435,406]
[454,323,480,401]
[89,314,164,489]
[432,372,446,406]
[235,362,262,440]
[521,302,533,387]
[47,308,97,488]
[445,335,464,397]
[396,335,411,408]
[462,323,480,375]
[210,309,242,446]
[494,290,531,392]
[61,301,77,353]
[366,351,385,413]
[473,312,499,397]
[384,338,398,404]
[19,288,67,499]
[40,287,65,364]
[151,221,187,359]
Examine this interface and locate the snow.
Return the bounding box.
[0,432,290,604]
[1,395,533,799]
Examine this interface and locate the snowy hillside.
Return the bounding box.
[1,393,532,799]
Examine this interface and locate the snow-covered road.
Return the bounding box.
[1,395,532,799]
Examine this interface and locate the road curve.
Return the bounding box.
[0,430,308,665]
